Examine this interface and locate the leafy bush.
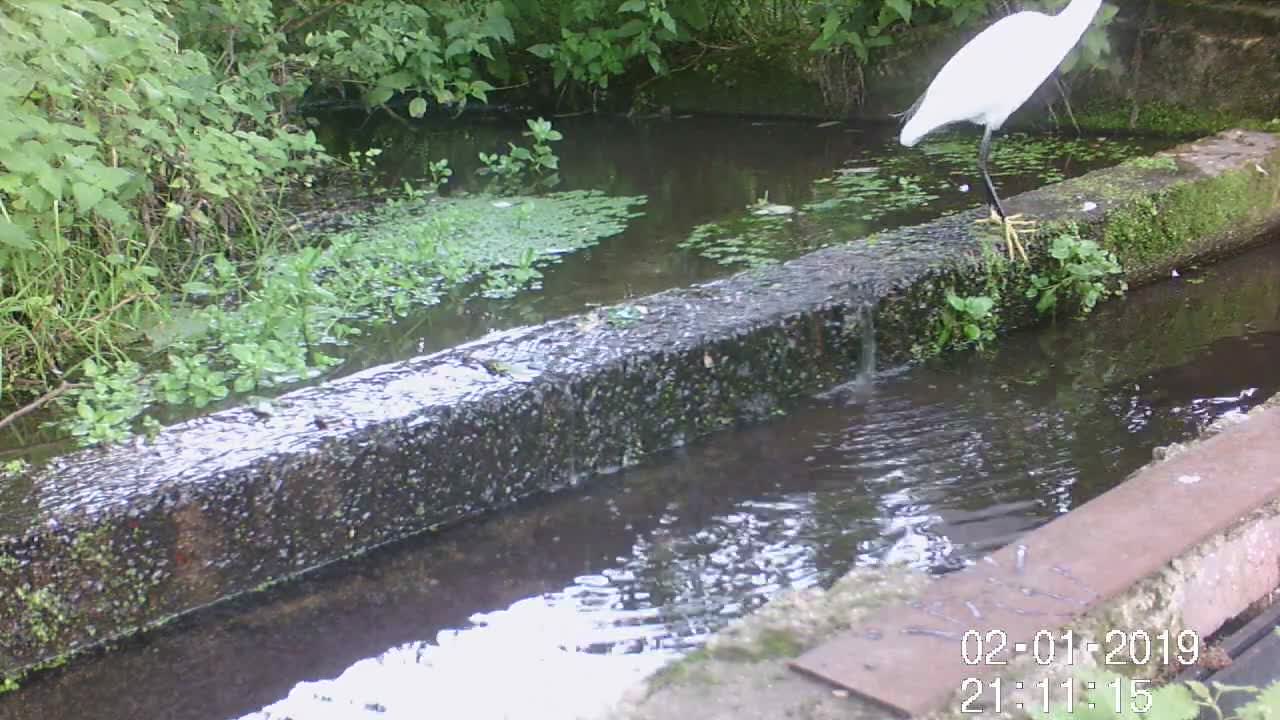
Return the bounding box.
[300,0,511,113]
[0,0,323,396]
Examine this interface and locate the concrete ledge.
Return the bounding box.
[598,394,1280,720]
[2,130,1278,680]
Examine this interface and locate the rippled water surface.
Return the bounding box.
[6,234,1279,720]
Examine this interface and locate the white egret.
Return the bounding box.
[899,0,1104,261]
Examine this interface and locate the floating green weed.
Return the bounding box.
[679,132,1152,269]
[679,215,794,268]
[60,191,646,444]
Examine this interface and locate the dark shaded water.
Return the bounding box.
[5,235,1279,720]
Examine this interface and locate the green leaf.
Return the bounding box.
[445,37,470,59]
[617,19,648,37]
[378,71,416,91]
[885,0,914,23]
[83,164,132,191]
[72,181,105,213]
[481,14,515,43]
[0,220,34,250]
[181,281,217,297]
[408,97,428,118]
[1237,681,1280,720]
[1036,289,1057,314]
[527,43,557,59]
[967,296,994,316]
[367,86,395,107]
[618,0,647,12]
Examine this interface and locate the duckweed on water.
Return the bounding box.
[679,132,1152,267]
[61,191,646,445]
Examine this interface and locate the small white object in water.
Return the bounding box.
[1177,474,1202,485]
[752,203,795,216]
[817,120,840,128]
[1256,163,1270,176]
[958,184,970,193]
[492,200,514,208]
[1171,269,1180,278]
[1081,201,1098,212]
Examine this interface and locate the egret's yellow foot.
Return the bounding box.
[974,209,1035,262]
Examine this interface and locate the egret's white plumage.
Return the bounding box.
[897,0,1104,260]
[901,0,1103,146]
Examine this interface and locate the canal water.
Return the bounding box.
[3,231,1277,719]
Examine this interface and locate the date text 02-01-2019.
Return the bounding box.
[961,629,1201,667]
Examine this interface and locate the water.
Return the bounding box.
[5,234,1279,720]
[310,112,1171,369]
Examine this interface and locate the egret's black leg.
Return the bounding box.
[977,126,1005,219]
[974,126,1032,261]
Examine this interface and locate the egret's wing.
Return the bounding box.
[900,11,1053,144]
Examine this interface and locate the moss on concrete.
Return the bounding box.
[1101,144,1280,280]
[1069,100,1256,137]
[640,1,1280,132]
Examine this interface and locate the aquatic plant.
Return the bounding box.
[60,191,646,445]
[680,132,1148,269]
[478,118,565,191]
[934,291,998,353]
[1026,227,1126,317]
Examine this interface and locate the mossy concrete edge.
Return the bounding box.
[0,130,1277,683]
[595,393,1280,720]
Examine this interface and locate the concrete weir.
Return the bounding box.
[1,130,1278,681]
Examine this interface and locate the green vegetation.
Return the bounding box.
[916,223,1128,359]
[935,291,998,351]
[478,117,565,190]
[680,133,1151,269]
[1025,227,1126,317]
[66,191,643,445]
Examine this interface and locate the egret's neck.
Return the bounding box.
[1056,0,1104,44]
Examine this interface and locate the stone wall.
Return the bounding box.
[639,0,1280,134]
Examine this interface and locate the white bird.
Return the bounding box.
[899,0,1104,261]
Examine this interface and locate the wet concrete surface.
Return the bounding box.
[4,236,1280,720]
[1,130,1277,681]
